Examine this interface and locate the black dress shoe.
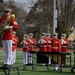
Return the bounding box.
[0,64,7,69]
[47,67,50,71]
[23,65,27,71]
[53,69,56,71]
[5,65,11,69]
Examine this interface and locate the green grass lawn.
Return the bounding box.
[0,50,75,75]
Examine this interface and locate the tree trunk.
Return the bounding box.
[0,0,3,3]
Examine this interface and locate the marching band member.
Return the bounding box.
[61,34,68,66]
[61,34,68,52]
[38,33,48,66]
[46,33,52,65]
[51,33,61,52]
[38,33,47,52]
[46,33,52,52]
[12,31,19,64]
[51,33,61,71]
[20,34,30,69]
[0,8,19,68]
[28,33,36,64]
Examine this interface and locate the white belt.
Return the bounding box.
[46,45,51,47]
[62,46,67,47]
[23,46,29,48]
[30,45,34,47]
[40,45,46,47]
[52,47,58,49]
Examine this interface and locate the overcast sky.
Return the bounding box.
[4,0,30,3]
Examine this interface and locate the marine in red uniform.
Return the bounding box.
[12,31,19,64]
[51,33,61,52]
[38,33,48,66]
[38,33,48,52]
[46,33,52,52]
[61,34,68,52]
[46,33,52,66]
[51,33,61,71]
[28,33,36,64]
[29,33,36,51]
[20,34,30,69]
[61,34,68,66]
[0,8,19,68]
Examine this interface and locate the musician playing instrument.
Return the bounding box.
[61,34,68,66]
[46,33,52,65]
[20,34,30,70]
[28,33,36,64]
[38,33,48,66]
[61,34,68,52]
[0,8,19,68]
[12,31,19,64]
[51,33,61,71]
[51,33,61,52]
[38,33,48,52]
[46,33,52,52]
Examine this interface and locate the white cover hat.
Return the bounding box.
[5,8,12,12]
[29,33,33,36]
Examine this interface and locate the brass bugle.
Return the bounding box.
[0,14,15,34]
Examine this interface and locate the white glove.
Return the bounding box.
[40,41,44,44]
[3,26,13,30]
[61,39,64,44]
[24,41,28,45]
[12,41,15,44]
[20,40,24,45]
[38,39,41,44]
[40,39,46,44]
[63,40,67,44]
[42,39,46,43]
[48,41,51,43]
[29,39,33,44]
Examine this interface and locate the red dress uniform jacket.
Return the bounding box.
[22,39,30,52]
[46,38,52,52]
[0,16,19,40]
[29,37,36,51]
[39,38,48,52]
[12,36,19,51]
[51,38,61,52]
[61,39,68,52]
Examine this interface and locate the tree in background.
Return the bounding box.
[57,0,75,38]
[25,0,75,39]
[0,0,3,3]
[25,0,53,39]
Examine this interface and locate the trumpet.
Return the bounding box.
[0,14,15,35]
[0,19,11,35]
